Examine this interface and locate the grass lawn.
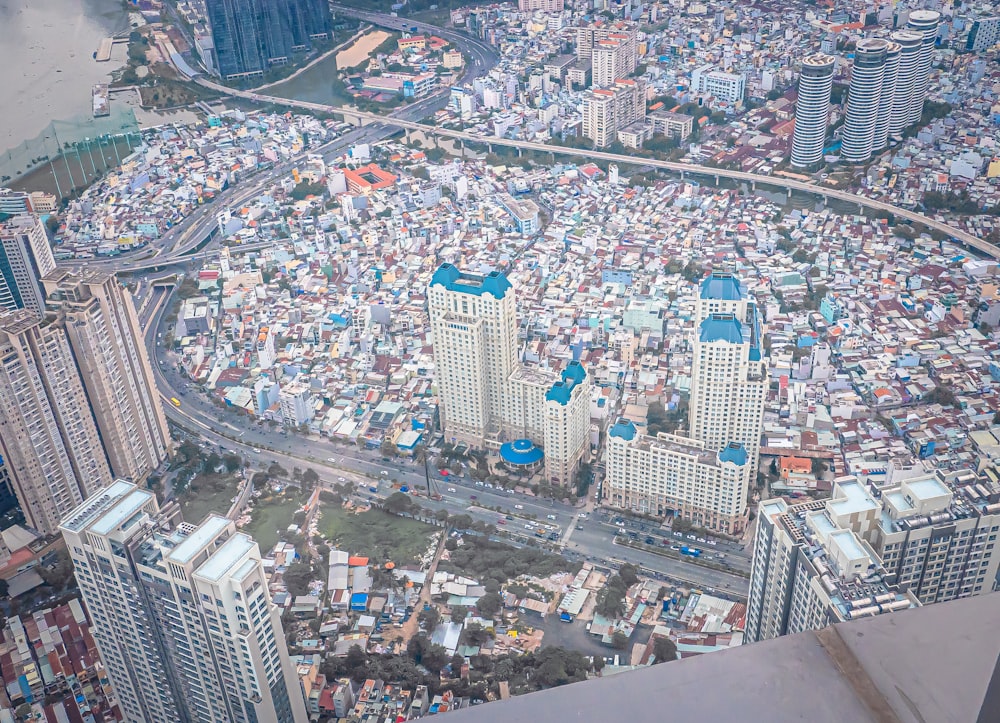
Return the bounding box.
[245,491,308,554]
[318,506,435,566]
[179,473,240,525]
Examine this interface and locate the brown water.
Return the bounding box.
[0,0,130,152]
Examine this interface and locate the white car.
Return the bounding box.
[524,524,533,530]
[708,540,717,546]
[447,487,456,493]
[546,514,557,520]
[514,504,524,510]
[337,477,346,482]
[327,457,336,462]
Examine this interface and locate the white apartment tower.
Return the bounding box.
[43,270,171,485]
[60,482,308,723]
[841,38,889,164]
[747,471,999,643]
[582,79,646,148]
[591,39,628,88]
[790,54,835,168]
[746,479,919,643]
[429,264,590,485]
[518,0,564,11]
[888,30,923,136]
[0,310,112,534]
[0,215,56,315]
[906,10,940,126]
[872,40,901,151]
[688,272,767,481]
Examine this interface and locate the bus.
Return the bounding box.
[170,397,181,407]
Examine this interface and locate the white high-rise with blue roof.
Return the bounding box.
[429,264,590,486]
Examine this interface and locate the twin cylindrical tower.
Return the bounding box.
[790,54,836,168]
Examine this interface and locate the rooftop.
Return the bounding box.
[700,272,744,301]
[443,594,1000,723]
[699,313,745,344]
[89,489,153,537]
[60,480,136,533]
[168,514,231,565]
[430,263,512,300]
[195,532,256,582]
[546,360,587,405]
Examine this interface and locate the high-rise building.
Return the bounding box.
[906,9,940,126]
[0,215,56,315]
[576,22,637,71]
[872,40,900,151]
[840,38,889,164]
[518,0,564,11]
[581,78,646,148]
[747,470,1000,643]
[429,264,590,485]
[605,421,752,534]
[206,0,332,80]
[967,16,1000,52]
[746,478,920,643]
[690,64,746,106]
[790,53,835,168]
[60,482,308,723]
[591,39,629,88]
[43,270,170,484]
[0,310,112,534]
[688,272,767,482]
[888,30,923,136]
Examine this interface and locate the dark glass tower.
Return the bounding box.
[207,0,332,79]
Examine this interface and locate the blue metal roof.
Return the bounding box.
[700,272,744,301]
[430,263,512,299]
[699,314,744,344]
[545,361,587,405]
[499,439,545,466]
[609,419,637,441]
[719,443,748,466]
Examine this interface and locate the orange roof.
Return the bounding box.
[348,556,369,566]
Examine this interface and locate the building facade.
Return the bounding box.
[606,421,752,534]
[429,264,590,485]
[582,79,646,148]
[790,54,835,168]
[518,0,563,11]
[840,39,888,164]
[0,215,56,315]
[206,0,332,79]
[60,482,308,723]
[967,16,1000,52]
[691,64,746,105]
[43,270,170,485]
[688,272,767,482]
[746,479,920,644]
[888,30,923,136]
[906,10,940,127]
[0,310,112,534]
[747,470,999,643]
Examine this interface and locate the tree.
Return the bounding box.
[301,468,320,489]
[618,563,639,588]
[450,605,468,624]
[268,462,288,479]
[611,631,630,650]
[592,655,605,674]
[652,636,678,664]
[594,583,626,619]
[283,561,314,598]
[384,491,412,516]
[418,606,440,631]
[450,653,465,674]
[811,458,828,477]
[0,578,8,598]
[475,592,502,618]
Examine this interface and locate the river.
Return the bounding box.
[0,0,130,153]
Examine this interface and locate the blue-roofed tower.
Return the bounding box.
[689,272,768,512]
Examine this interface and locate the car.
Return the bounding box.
[697,537,706,543]
[662,538,671,545]
[475,481,484,487]
[337,477,346,482]
[327,457,336,462]
[484,483,493,489]
[470,495,477,501]
[627,531,638,539]
[670,545,680,551]
[687,534,697,540]
[708,539,717,546]
[514,504,524,510]
[497,518,506,525]
[645,537,656,545]
[252,448,261,453]
[576,524,584,530]
[717,553,727,559]
[447,487,456,493]
[505,515,513,521]
[524,524,533,530]
[673,531,683,537]
[546,514,556,520]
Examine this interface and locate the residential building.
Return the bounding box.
[43,270,170,486]
[841,39,888,164]
[647,110,694,141]
[497,193,540,235]
[967,16,1000,52]
[60,482,308,723]
[429,264,590,485]
[790,54,835,168]
[906,10,940,126]
[872,41,900,151]
[206,0,332,79]
[280,382,312,427]
[0,215,56,315]
[688,272,767,482]
[581,79,645,148]
[888,30,922,136]
[746,479,920,644]
[0,310,112,534]
[691,64,746,105]
[605,420,752,534]
[518,0,563,11]
[575,22,637,74]
[591,39,629,88]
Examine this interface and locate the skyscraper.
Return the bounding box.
[61,482,308,723]
[906,9,940,126]
[872,40,900,151]
[0,310,112,534]
[429,264,590,485]
[747,470,999,643]
[888,30,923,136]
[790,54,835,168]
[0,215,56,315]
[43,270,171,484]
[206,0,332,79]
[688,272,767,482]
[840,38,888,164]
